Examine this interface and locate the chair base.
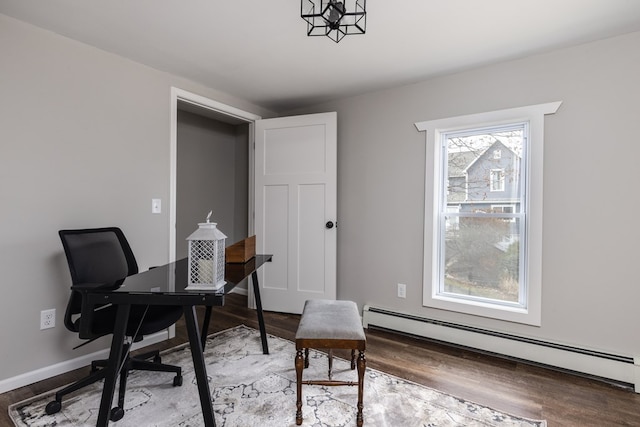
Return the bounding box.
[46,346,182,421]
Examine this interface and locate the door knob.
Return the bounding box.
[325,221,335,229]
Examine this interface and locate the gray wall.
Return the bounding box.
[0,14,273,383]
[289,30,640,358]
[176,110,249,258]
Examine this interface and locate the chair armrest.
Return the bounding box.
[72,280,126,339]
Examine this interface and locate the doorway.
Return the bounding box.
[170,88,338,313]
[170,88,262,293]
[175,110,248,257]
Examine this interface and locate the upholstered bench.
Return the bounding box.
[295,299,366,426]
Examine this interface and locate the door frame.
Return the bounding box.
[169,87,262,264]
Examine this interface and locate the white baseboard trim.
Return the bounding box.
[0,330,168,394]
[362,305,639,393]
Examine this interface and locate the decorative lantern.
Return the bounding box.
[186,211,227,291]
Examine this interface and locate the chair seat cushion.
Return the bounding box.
[295,299,365,341]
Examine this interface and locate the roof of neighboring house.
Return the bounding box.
[464,140,520,174]
[448,140,520,178]
[448,151,477,177]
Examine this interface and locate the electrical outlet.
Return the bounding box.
[397,283,407,298]
[40,309,56,330]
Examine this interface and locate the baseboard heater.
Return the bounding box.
[362,305,639,393]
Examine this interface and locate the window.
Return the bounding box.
[415,102,561,325]
[490,169,505,191]
[442,124,524,303]
[492,204,516,222]
[491,205,515,214]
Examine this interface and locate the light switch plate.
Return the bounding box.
[397,283,407,298]
[152,199,161,214]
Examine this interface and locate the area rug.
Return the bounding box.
[9,325,546,426]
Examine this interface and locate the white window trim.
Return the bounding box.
[415,102,561,326]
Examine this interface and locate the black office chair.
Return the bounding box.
[46,227,184,422]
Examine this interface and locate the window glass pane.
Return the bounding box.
[445,127,524,212]
[442,216,520,303]
[441,125,524,305]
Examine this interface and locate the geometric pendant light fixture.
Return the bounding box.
[301,0,366,43]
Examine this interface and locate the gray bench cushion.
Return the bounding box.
[295,299,365,341]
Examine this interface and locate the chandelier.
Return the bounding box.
[301,0,367,43]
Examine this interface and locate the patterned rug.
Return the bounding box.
[9,325,546,426]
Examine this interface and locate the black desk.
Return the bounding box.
[74,255,272,427]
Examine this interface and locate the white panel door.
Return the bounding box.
[254,112,337,314]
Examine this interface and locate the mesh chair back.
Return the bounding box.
[58,227,139,331]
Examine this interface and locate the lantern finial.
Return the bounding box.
[206,210,212,223]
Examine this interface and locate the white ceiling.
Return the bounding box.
[2,0,640,112]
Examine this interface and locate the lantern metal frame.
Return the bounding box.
[186,221,227,291]
[301,0,366,43]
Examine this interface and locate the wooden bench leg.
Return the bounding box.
[328,349,333,379]
[304,348,309,368]
[356,350,366,427]
[295,349,304,425]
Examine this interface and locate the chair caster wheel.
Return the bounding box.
[110,406,125,422]
[173,375,183,387]
[45,400,61,415]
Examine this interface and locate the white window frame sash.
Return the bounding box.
[490,168,506,191]
[415,102,561,326]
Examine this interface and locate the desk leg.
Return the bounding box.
[201,306,213,350]
[96,304,130,427]
[183,305,216,427]
[251,271,269,354]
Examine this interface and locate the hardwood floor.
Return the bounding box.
[2,293,639,426]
